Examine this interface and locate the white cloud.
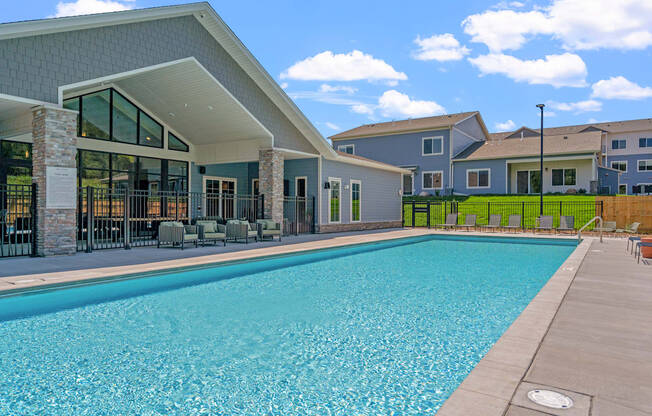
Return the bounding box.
[495,120,516,131]
[319,84,357,94]
[413,34,471,62]
[377,90,446,118]
[547,99,602,113]
[325,122,340,130]
[280,82,289,89]
[280,50,407,83]
[468,52,587,87]
[51,0,133,17]
[288,90,363,106]
[463,0,652,52]
[351,104,375,116]
[591,76,652,100]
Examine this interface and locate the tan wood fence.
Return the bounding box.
[597,196,652,233]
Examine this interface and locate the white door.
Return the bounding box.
[203,176,237,219]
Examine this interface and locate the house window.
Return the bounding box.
[337,144,354,154]
[611,139,626,150]
[111,90,138,144]
[422,136,443,156]
[467,169,490,189]
[351,180,361,222]
[168,132,189,152]
[638,159,652,171]
[639,138,652,148]
[610,161,627,172]
[551,168,576,186]
[402,173,413,195]
[618,184,627,195]
[329,178,341,223]
[422,171,443,189]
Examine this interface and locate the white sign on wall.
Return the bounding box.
[46,167,77,209]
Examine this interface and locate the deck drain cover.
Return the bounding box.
[527,389,574,409]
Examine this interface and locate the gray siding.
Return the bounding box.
[452,115,487,159]
[333,128,451,195]
[190,162,252,195]
[452,159,507,195]
[284,158,318,199]
[0,15,317,154]
[321,158,402,224]
[598,167,620,194]
[605,152,652,193]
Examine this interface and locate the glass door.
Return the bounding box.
[203,177,237,220]
[221,180,235,220]
[516,171,529,194]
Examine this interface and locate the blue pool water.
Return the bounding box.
[0,236,575,415]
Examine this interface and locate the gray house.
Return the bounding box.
[0,2,407,257]
[330,112,490,195]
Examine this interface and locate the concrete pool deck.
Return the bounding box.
[0,229,649,415]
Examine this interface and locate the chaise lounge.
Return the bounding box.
[557,216,575,234]
[457,214,477,231]
[503,215,521,233]
[437,213,458,230]
[483,214,502,232]
[534,216,554,233]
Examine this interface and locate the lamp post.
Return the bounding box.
[536,104,545,216]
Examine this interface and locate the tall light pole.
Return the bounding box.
[536,104,545,216]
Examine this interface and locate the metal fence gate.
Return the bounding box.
[0,184,36,258]
[283,196,315,235]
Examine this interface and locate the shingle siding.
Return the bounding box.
[0,15,317,154]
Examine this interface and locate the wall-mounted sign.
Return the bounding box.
[46,167,76,209]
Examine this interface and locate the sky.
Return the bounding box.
[4,0,652,137]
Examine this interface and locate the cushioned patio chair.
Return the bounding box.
[226,219,258,243]
[256,219,282,242]
[437,213,458,230]
[503,215,521,232]
[157,221,198,249]
[534,216,554,233]
[483,214,502,232]
[196,220,226,246]
[594,221,617,234]
[457,214,477,231]
[557,216,575,234]
[616,222,640,235]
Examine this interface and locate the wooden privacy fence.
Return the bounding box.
[598,196,652,232]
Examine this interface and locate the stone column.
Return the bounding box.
[31,105,78,256]
[258,149,284,223]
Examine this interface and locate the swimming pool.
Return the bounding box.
[0,235,576,414]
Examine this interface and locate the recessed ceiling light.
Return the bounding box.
[184,103,188,108]
[169,112,176,117]
[208,105,214,110]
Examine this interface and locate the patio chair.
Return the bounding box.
[196,220,227,246]
[437,213,458,229]
[483,214,502,232]
[256,219,282,242]
[627,236,641,254]
[457,214,477,231]
[226,220,258,243]
[594,221,617,234]
[557,216,575,234]
[157,221,198,249]
[534,216,554,233]
[616,222,640,235]
[635,241,652,264]
[503,215,521,232]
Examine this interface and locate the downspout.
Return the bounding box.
[449,126,454,194]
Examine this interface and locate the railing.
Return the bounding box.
[78,187,264,252]
[578,216,603,243]
[0,184,36,258]
[402,200,603,230]
[283,196,315,235]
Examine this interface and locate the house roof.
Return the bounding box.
[330,111,485,140]
[455,131,602,161]
[490,117,652,140]
[0,2,407,174]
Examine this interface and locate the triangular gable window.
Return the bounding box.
[168,132,189,152]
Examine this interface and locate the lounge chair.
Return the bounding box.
[557,216,575,234]
[437,213,458,229]
[196,220,227,246]
[457,214,477,231]
[256,219,282,241]
[157,221,198,249]
[226,219,258,243]
[616,222,640,235]
[594,221,617,234]
[483,214,502,232]
[534,216,554,233]
[503,215,521,232]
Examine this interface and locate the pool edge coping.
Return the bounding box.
[435,236,593,415]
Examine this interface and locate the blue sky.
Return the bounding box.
[5,0,652,137]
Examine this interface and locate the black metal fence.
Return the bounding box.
[403,200,603,230]
[0,184,36,258]
[283,196,316,235]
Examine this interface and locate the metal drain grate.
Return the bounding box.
[527,389,574,409]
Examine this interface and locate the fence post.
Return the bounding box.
[311,196,316,233]
[427,201,431,229]
[175,191,179,222]
[295,197,299,235]
[521,201,525,229]
[487,201,491,225]
[124,188,131,250]
[30,183,38,257]
[87,186,93,253]
[411,200,415,228]
[401,200,405,227]
[600,200,604,218]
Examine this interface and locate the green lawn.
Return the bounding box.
[403,194,599,229]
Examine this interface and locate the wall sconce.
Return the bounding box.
[343,184,349,190]
[324,181,330,189]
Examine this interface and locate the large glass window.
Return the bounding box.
[329,179,341,223]
[467,169,490,188]
[638,160,652,171]
[337,144,354,155]
[611,139,626,150]
[423,171,443,189]
[351,180,361,222]
[79,150,110,188]
[138,157,162,192]
[639,138,652,148]
[168,132,189,152]
[80,89,110,140]
[552,168,576,186]
[112,90,138,144]
[610,161,627,172]
[139,112,163,148]
[167,160,188,191]
[422,137,443,155]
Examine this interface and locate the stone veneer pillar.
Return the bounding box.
[258,149,284,224]
[31,106,78,256]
